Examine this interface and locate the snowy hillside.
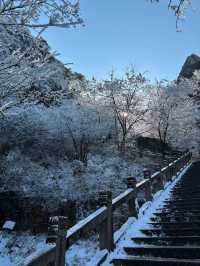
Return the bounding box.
[0,23,152,223]
[0,18,85,106]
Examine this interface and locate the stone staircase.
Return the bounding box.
[111,162,200,266]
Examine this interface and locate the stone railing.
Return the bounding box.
[21,152,192,266]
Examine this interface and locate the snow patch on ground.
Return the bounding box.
[66,237,99,266]
[0,231,98,266]
[2,221,16,231]
[0,157,183,266]
[0,232,46,266]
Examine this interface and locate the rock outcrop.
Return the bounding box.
[178,54,200,80]
[0,19,86,106]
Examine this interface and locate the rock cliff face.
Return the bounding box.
[178,54,200,80]
[0,20,86,106]
[0,25,90,228]
[177,54,200,157]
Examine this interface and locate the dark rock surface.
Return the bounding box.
[136,136,172,153]
[178,54,200,80]
[0,191,77,232]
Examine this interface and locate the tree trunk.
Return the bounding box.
[120,134,126,154]
[114,112,120,150]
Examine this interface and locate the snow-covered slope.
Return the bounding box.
[0,23,106,207]
[0,19,85,106]
[0,23,119,211]
[0,21,165,231]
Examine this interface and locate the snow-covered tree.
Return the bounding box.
[0,0,83,109]
[0,25,50,100]
[148,81,178,157]
[148,79,197,156]
[192,70,200,103]
[97,68,149,153]
[175,76,200,155]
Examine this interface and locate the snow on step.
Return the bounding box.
[2,220,16,231]
[101,163,192,266]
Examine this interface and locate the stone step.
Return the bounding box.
[169,198,200,202]
[124,245,200,259]
[163,201,200,206]
[172,186,200,189]
[156,207,200,212]
[131,236,200,246]
[170,194,200,198]
[163,199,200,204]
[112,255,200,266]
[141,227,200,236]
[171,191,200,193]
[171,192,200,196]
[153,212,200,218]
[148,222,200,228]
[150,216,200,223]
[171,189,200,192]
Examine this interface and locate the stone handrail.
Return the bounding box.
[22,152,192,266]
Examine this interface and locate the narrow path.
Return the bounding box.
[104,162,200,266]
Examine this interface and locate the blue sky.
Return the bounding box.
[43,0,200,81]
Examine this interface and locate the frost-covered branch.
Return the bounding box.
[149,0,193,30]
[0,0,83,106]
[0,0,83,31]
[148,79,197,156]
[0,23,53,101]
[95,67,149,153]
[0,101,12,117]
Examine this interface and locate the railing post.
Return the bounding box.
[155,168,164,191]
[55,216,68,266]
[165,168,171,182]
[170,165,174,181]
[159,164,166,185]
[174,162,178,177]
[143,169,152,201]
[177,159,181,172]
[172,164,176,177]
[126,177,137,217]
[47,216,68,266]
[144,169,151,183]
[99,191,114,252]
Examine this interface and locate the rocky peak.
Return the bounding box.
[178,54,200,80]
